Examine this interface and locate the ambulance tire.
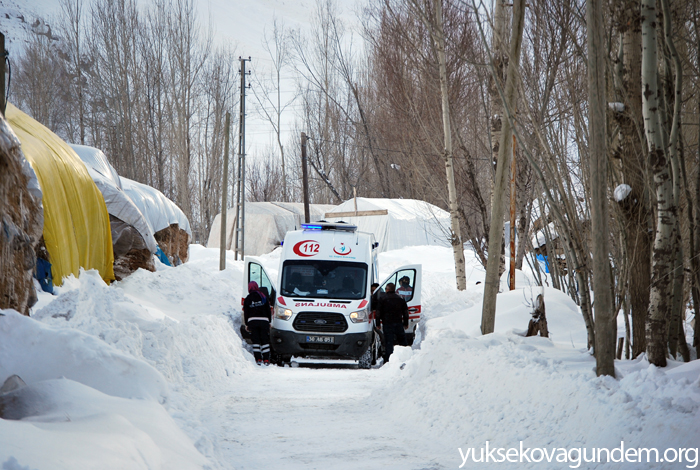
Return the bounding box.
[272,352,291,367]
[358,342,373,369]
[406,332,415,346]
[370,332,381,366]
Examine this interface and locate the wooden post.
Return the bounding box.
[219,112,230,271]
[234,58,249,260]
[301,132,310,223]
[353,186,358,215]
[509,134,516,290]
[526,293,549,337]
[616,337,624,360]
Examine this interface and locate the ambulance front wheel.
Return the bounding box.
[358,343,373,369]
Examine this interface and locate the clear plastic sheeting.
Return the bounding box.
[6,103,115,286]
[121,177,192,237]
[324,198,452,252]
[207,202,335,256]
[70,144,157,254]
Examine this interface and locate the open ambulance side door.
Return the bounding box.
[242,257,277,309]
[377,264,422,343]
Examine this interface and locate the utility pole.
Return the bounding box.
[234,57,250,260]
[509,134,516,290]
[301,132,310,223]
[219,112,231,271]
[0,33,6,116]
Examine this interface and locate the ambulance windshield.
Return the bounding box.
[280,260,368,300]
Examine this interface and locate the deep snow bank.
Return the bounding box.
[0,309,167,402]
[380,328,700,469]
[0,310,205,470]
[376,288,700,469]
[1,246,259,469]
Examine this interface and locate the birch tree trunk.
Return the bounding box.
[617,0,650,358]
[660,0,684,359]
[642,0,674,368]
[588,0,615,376]
[434,0,466,291]
[489,0,506,182]
[490,0,507,279]
[481,0,525,334]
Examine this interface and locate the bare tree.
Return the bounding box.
[58,0,86,145]
[587,0,614,376]
[253,17,297,202]
[14,34,67,134]
[642,0,676,367]
[481,0,525,335]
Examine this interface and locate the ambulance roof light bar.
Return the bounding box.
[301,221,357,232]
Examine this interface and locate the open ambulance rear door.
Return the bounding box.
[377,264,422,345]
[239,257,277,345]
[242,256,277,311]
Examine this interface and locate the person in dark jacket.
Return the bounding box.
[244,281,272,365]
[376,282,409,363]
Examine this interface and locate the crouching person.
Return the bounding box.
[377,282,409,364]
[244,281,271,365]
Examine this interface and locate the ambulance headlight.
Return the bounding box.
[275,306,293,321]
[350,308,368,323]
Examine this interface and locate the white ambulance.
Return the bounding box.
[243,221,422,367]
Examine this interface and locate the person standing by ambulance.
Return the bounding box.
[244,281,272,365]
[376,282,409,363]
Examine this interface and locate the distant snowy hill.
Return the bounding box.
[0,0,59,52]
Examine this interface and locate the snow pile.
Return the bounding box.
[0,309,167,402]
[325,198,453,252]
[0,378,207,470]
[0,310,206,470]
[380,326,700,468]
[1,246,261,469]
[373,278,700,469]
[608,102,625,113]
[615,184,633,202]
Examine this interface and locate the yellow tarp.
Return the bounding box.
[7,103,115,286]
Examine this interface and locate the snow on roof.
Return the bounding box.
[532,222,558,249]
[324,197,451,252]
[121,177,192,237]
[71,145,158,254]
[207,202,336,255]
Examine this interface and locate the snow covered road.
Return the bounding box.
[201,364,444,470]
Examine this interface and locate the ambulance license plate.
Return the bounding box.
[306,335,334,343]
